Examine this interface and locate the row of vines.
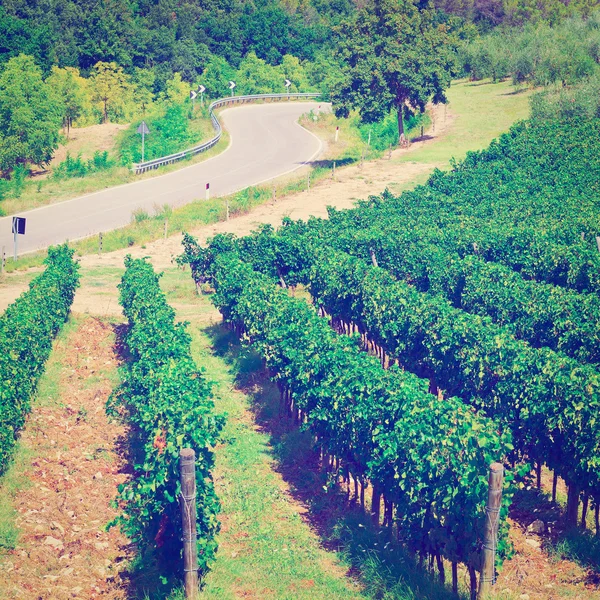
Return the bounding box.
[108,257,223,577]
[0,244,79,475]
[177,113,600,593]
[180,241,518,595]
[194,115,600,533]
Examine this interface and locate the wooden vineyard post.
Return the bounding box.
[478,462,504,599]
[370,248,378,268]
[180,448,199,600]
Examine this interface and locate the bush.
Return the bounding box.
[119,103,199,166]
[0,245,79,475]
[357,110,429,150]
[109,257,223,577]
[53,151,115,180]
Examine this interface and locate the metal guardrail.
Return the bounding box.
[132,92,321,174]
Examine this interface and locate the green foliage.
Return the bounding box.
[119,103,197,165]
[357,111,429,150]
[181,240,515,573]
[217,113,600,512]
[0,54,62,173]
[331,0,458,137]
[53,151,115,180]
[460,13,600,93]
[236,52,286,95]
[201,55,238,99]
[0,245,79,476]
[46,66,93,132]
[91,61,132,124]
[109,257,222,577]
[434,0,598,29]
[0,0,332,83]
[10,165,30,198]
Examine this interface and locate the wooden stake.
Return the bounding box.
[180,449,199,600]
[581,493,589,529]
[370,248,378,268]
[478,462,504,599]
[581,232,585,241]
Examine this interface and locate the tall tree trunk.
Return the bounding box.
[397,105,405,143]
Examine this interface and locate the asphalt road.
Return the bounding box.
[0,101,326,255]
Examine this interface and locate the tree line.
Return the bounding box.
[3,0,597,181]
[0,52,317,176]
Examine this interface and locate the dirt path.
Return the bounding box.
[0,316,130,600]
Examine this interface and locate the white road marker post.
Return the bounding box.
[205,183,210,201]
[285,79,292,99]
[229,81,236,98]
[226,199,230,221]
[335,126,339,142]
[189,89,197,112]
[137,121,150,163]
[198,84,205,107]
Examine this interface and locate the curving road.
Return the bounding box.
[0,101,326,256]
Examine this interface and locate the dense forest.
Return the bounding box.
[1,0,600,178]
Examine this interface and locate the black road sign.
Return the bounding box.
[12,217,26,235]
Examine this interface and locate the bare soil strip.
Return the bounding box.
[0,316,130,600]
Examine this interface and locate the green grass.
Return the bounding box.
[398,78,532,166]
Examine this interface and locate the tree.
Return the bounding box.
[236,51,281,95]
[201,55,237,99]
[91,61,129,124]
[279,55,311,93]
[0,54,62,174]
[46,66,92,138]
[331,0,457,141]
[131,68,155,116]
[159,72,189,105]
